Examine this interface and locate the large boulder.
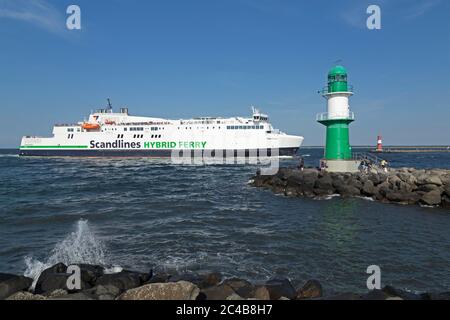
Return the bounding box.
[442,195,450,209]
[362,180,376,196]
[34,263,98,294]
[315,174,333,191]
[368,172,386,186]
[222,278,254,298]
[0,274,33,300]
[336,184,361,197]
[84,284,121,300]
[382,285,427,300]
[51,292,97,300]
[296,280,323,299]
[34,263,67,294]
[420,189,442,206]
[444,184,450,197]
[168,272,222,289]
[386,191,418,204]
[35,273,91,294]
[252,286,270,300]
[6,291,47,300]
[118,281,200,300]
[417,184,441,192]
[377,181,392,197]
[417,174,442,186]
[397,172,417,186]
[95,270,151,292]
[440,174,450,186]
[201,272,222,288]
[201,283,235,300]
[76,264,105,285]
[265,278,297,300]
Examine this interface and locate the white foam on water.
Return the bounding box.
[315,194,341,201]
[420,204,436,208]
[24,219,111,287]
[356,196,375,202]
[0,154,19,158]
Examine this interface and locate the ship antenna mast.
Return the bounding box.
[107,98,113,112]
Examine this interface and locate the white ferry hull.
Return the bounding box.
[19,106,304,158]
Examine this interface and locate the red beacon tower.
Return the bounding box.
[376,135,383,152]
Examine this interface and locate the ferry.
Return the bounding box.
[19,100,303,157]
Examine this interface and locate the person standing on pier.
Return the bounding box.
[298,156,305,171]
[380,159,389,172]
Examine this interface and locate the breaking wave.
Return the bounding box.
[24,219,109,285]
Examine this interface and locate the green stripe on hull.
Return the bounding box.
[20,145,88,149]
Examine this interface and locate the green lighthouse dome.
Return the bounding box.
[328,65,347,76]
[327,65,348,93]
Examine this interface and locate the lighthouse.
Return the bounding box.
[317,65,360,172]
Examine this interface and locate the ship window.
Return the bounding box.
[124,128,127,131]
[239,126,243,129]
[67,128,74,132]
[159,135,161,138]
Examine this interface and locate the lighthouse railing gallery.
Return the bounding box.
[316,111,355,122]
[320,85,354,95]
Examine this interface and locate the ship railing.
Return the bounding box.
[54,124,81,127]
[116,122,172,126]
[316,112,355,122]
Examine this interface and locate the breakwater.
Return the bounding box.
[1,263,449,300]
[251,167,450,208]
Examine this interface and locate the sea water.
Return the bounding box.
[0,148,449,294]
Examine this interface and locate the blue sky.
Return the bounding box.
[0,0,449,147]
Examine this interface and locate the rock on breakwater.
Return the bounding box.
[2,263,450,300]
[251,167,450,208]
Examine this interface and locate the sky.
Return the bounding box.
[0,0,449,147]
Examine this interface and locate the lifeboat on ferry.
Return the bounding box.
[82,123,101,130]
